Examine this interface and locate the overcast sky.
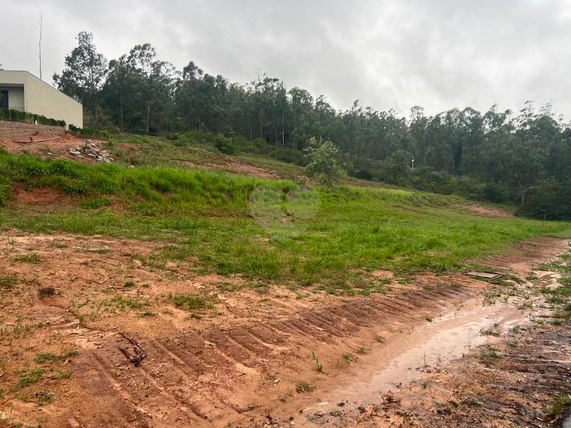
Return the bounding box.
[2,0,571,119]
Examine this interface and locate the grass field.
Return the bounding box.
[1,145,570,294]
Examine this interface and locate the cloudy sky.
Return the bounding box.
[2,0,571,119]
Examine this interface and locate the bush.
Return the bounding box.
[483,182,509,204]
[215,135,238,155]
[271,147,306,166]
[69,125,110,140]
[517,180,571,220]
[303,137,346,186]
[0,108,66,127]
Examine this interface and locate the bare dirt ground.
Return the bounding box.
[0,228,569,428]
[463,204,514,218]
[176,159,280,179]
[0,134,84,159]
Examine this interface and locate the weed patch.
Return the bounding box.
[16,369,44,389]
[479,346,502,366]
[13,253,41,264]
[296,382,315,393]
[0,275,18,289]
[169,293,212,310]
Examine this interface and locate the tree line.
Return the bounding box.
[53,32,571,219]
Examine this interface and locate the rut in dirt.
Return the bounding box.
[53,284,473,427]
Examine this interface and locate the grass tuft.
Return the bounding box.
[168,293,211,310]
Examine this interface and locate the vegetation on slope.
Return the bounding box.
[44,32,571,218]
[1,148,569,293]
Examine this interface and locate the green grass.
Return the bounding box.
[0,149,570,293]
[34,351,78,364]
[103,296,148,311]
[100,132,306,180]
[296,382,315,393]
[548,229,571,239]
[479,346,502,366]
[16,369,44,389]
[168,293,211,310]
[34,353,57,363]
[13,253,41,264]
[546,395,571,420]
[463,399,482,408]
[0,275,18,289]
[537,253,571,323]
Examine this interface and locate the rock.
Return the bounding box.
[39,287,56,296]
[67,141,114,163]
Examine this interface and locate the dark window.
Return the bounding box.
[0,90,8,109]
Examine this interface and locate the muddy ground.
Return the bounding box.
[0,228,569,428]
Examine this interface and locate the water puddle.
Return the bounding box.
[300,301,526,424]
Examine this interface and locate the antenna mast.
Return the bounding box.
[38,15,43,80]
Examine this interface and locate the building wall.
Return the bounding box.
[0,86,25,111]
[0,70,83,128]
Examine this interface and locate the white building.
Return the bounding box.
[0,70,83,128]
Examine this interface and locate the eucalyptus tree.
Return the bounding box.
[102,55,136,132]
[288,87,314,149]
[127,44,176,134]
[53,31,108,128]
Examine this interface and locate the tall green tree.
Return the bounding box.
[127,44,176,134]
[102,54,136,132]
[53,31,108,128]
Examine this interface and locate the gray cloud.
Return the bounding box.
[2,0,571,119]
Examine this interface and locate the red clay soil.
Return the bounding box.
[12,185,73,206]
[0,232,568,428]
[0,133,81,157]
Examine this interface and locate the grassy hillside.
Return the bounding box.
[0,144,569,294]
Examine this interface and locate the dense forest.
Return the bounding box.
[52,32,571,219]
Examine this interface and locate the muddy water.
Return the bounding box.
[299,301,526,425]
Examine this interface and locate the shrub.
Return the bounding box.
[0,108,66,127]
[69,125,110,140]
[483,182,509,203]
[517,179,571,220]
[0,175,11,206]
[215,135,238,155]
[303,137,346,186]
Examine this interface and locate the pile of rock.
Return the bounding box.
[67,140,114,163]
